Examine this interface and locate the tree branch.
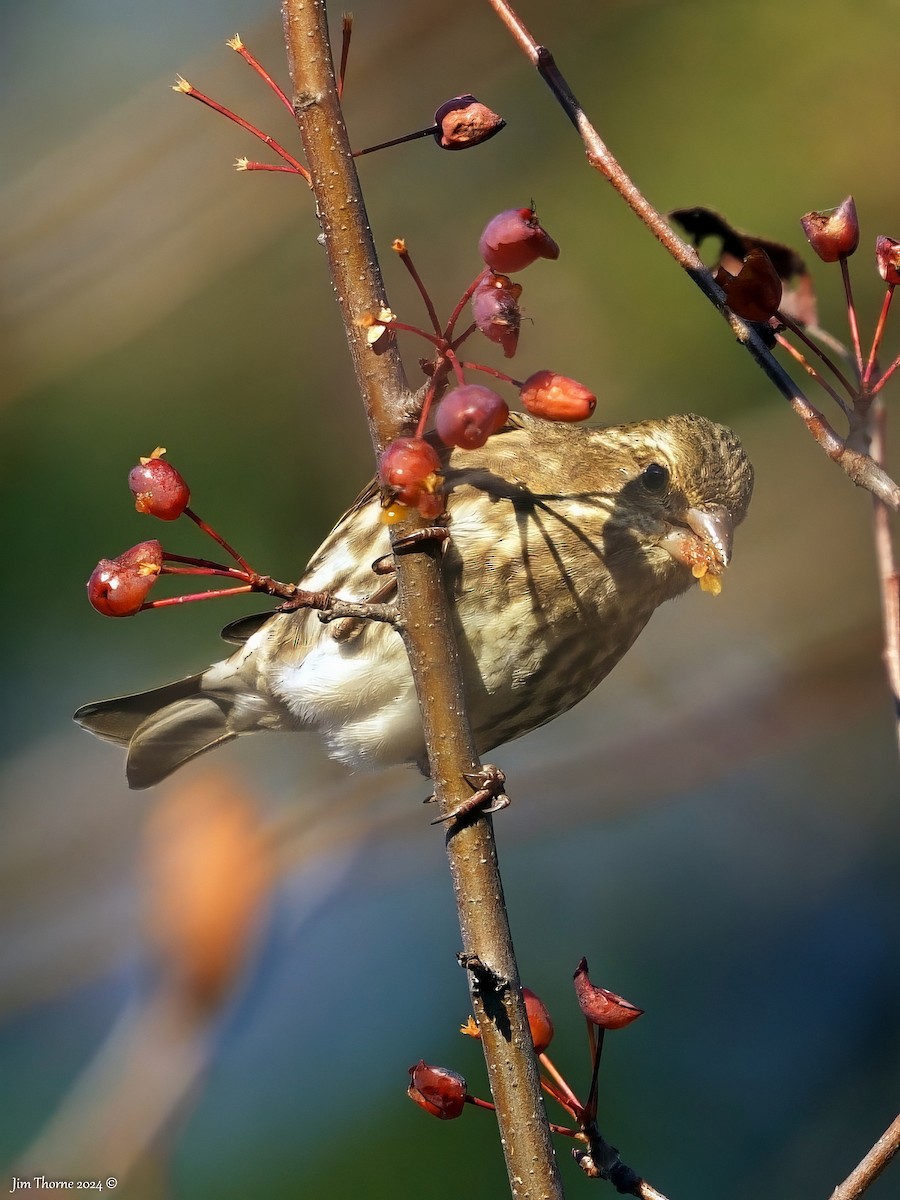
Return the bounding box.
[829,1111,900,1200]
[485,0,900,511]
[279,3,563,1195]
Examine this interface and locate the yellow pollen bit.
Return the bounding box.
[226,34,244,51]
[235,157,250,172]
[380,502,410,525]
[460,1016,481,1039]
[139,446,167,466]
[172,76,193,94]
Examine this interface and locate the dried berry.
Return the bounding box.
[128,448,190,520]
[433,95,505,150]
[876,236,900,286]
[519,371,596,422]
[407,1061,467,1120]
[435,385,509,450]
[472,272,522,358]
[87,539,164,617]
[573,957,643,1030]
[800,196,859,263]
[715,248,783,323]
[478,207,560,274]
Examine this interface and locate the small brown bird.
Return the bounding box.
[75,412,753,789]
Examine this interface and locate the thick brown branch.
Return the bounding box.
[279,3,562,1196]
[485,0,900,510]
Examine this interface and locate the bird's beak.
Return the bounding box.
[661,503,734,572]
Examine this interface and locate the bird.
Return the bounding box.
[75,412,753,790]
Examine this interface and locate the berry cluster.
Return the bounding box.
[374,206,596,523]
[408,958,642,1178]
[87,451,293,617]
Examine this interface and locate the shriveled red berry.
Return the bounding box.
[87,539,163,617]
[433,95,505,150]
[435,385,509,450]
[876,236,900,285]
[800,196,859,262]
[128,448,190,520]
[478,207,560,274]
[407,1061,467,1120]
[519,371,596,422]
[472,272,522,358]
[378,437,442,506]
[573,957,643,1031]
[715,247,783,322]
[522,987,554,1054]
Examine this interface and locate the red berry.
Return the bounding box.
[800,196,859,262]
[128,449,190,520]
[435,385,509,450]
[472,273,522,358]
[433,95,505,150]
[478,207,560,274]
[87,539,163,617]
[378,437,442,506]
[519,371,596,422]
[522,987,554,1054]
[407,1061,467,1120]
[573,957,643,1031]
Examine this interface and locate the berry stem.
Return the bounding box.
[444,348,468,387]
[863,284,895,388]
[353,125,439,157]
[173,77,310,181]
[775,333,853,419]
[444,272,488,341]
[539,1052,584,1117]
[183,506,254,574]
[227,35,294,113]
[583,1024,605,1124]
[459,361,517,385]
[161,564,251,581]
[870,353,900,397]
[141,584,256,610]
[449,321,478,352]
[393,239,442,336]
[381,319,445,349]
[839,255,864,379]
[776,311,856,402]
[414,378,440,439]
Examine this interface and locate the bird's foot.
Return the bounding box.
[431,764,510,825]
[371,525,451,575]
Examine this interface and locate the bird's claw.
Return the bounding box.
[430,764,509,825]
[371,525,451,575]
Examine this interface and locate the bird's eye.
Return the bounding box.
[641,462,669,492]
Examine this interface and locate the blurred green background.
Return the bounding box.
[1,0,898,1197]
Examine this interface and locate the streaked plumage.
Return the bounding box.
[75,412,753,788]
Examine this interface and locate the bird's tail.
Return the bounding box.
[74,673,237,790]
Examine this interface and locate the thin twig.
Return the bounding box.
[279,3,563,1196]
[829,1111,900,1200]
[484,0,900,510]
[868,399,900,759]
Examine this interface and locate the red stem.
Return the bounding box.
[354,125,438,157]
[238,160,303,174]
[183,506,254,574]
[141,584,255,609]
[444,272,488,341]
[175,78,310,180]
[229,37,294,113]
[775,333,852,418]
[394,241,442,336]
[864,284,895,387]
[871,354,900,397]
[777,311,857,405]
[459,361,517,385]
[414,377,440,439]
[381,319,445,349]
[840,255,864,379]
[337,15,352,100]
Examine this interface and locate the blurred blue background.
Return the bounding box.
[1,1,898,1197]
